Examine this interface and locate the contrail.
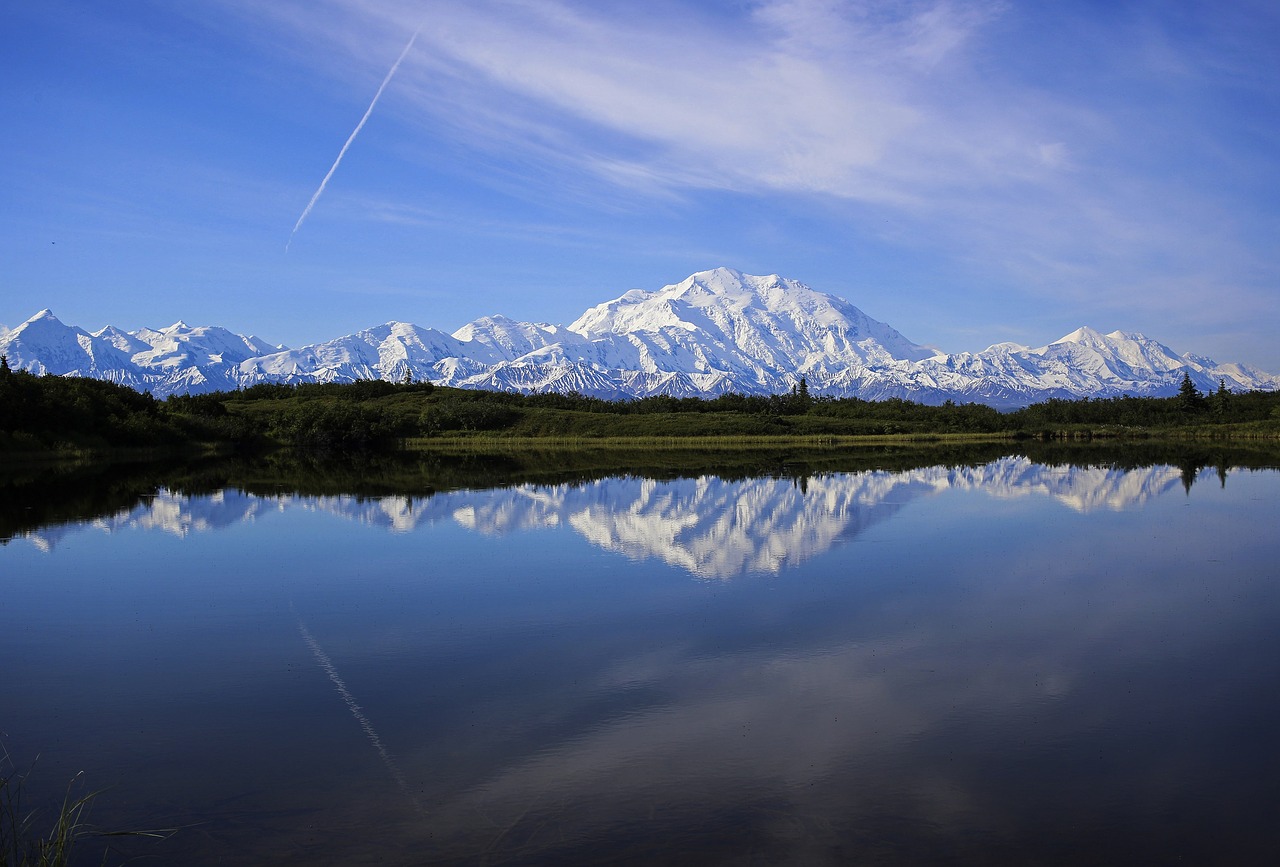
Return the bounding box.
[298,618,423,812]
[286,27,422,251]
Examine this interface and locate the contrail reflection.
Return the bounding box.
[298,619,422,811]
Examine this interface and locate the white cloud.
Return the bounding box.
[246,0,1042,205]
[213,0,1280,367]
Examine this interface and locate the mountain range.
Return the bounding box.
[3,268,1276,407]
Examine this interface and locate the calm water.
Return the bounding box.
[4,453,1280,864]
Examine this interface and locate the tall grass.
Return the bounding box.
[402,431,1014,450]
[0,749,172,867]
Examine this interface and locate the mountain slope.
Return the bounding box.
[3,268,1277,405]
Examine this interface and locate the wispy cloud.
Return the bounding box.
[245,0,1043,203]
[407,1,1012,203]
[217,0,1280,362]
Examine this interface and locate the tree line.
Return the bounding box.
[3,357,1279,454]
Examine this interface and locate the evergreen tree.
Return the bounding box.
[1177,371,1204,414]
[1211,378,1230,419]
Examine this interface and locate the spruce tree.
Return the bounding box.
[1177,371,1204,414]
[1211,378,1229,419]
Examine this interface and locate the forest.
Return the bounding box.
[3,355,1279,455]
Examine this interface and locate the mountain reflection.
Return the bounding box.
[14,457,1192,577]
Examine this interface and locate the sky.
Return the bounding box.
[3,0,1279,370]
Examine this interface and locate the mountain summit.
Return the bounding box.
[569,268,935,366]
[3,269,1277,406]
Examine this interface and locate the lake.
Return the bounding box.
[4,447,1279,864]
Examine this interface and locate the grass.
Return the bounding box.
[403,431,1015,449]
[0,749,173,867]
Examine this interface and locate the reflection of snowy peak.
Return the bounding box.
[98,489,275,536]
[17,459,1193,576]
[18,489,275,552]
[946,457,1186,512]
[5,269,1275,405]
[450,474,928,577]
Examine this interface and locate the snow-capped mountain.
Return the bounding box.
[0,308,284,394]
[3,268,1277,406]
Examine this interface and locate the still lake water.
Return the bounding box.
[4,452,1280,864]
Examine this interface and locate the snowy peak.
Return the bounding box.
[1046,326,1169,356]
[1,309,96,375]
[15,308,75,333]
[574,269,811,333]
[569,268,935,370]
[240,320,475,383]
[24,308,63,325]
[92,325,153,356]
[0,311,276,389]
[1034,326,1188,381]
[4,269,1279,404]
[130,322,280,370]
[452,314,580,363]
[1050,325,1108,347]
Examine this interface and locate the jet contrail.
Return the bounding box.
[287,27,422,251]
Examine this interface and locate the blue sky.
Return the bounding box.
[3,0,1278,369]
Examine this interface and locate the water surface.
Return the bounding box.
[4,453,1279,864]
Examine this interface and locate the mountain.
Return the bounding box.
[3,268,1277,406]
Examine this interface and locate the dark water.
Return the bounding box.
[4,453,1280,864]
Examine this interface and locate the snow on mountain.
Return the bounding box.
[451,314,581,362]
[92,325,152,356]
[0,309,148,389]
[3,309,99,375]
[4,268,1278,404]
[572,269,934,362]
[915,325,1270,404]
[0,310,289,393]
[440,268,944,398]
[238,321,475,386]
[564,269,935,385]
[131,321,280,370]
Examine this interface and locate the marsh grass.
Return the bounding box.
[402,431,1012,449]
[1,750,173,867]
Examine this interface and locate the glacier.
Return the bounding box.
[3,268,1276,407]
